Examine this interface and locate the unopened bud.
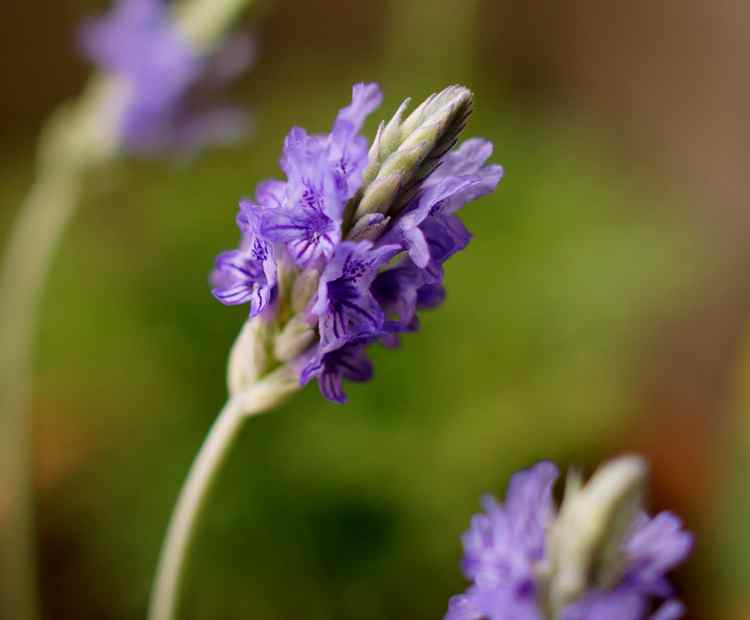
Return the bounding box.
[355,174,402,218]
[348,214,390,241]
[380,98,411,156]
[353,85,473,223]
[547,455,648,613]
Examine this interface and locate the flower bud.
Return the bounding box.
[355,174,402,217]
[348,213,390,241]
[353,85,473,223]
[546,455,648,613]
[379,98,411,157]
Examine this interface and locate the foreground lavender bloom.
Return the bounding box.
[212,83,503,402]
[80,0,252,154]
[446,457,693,620]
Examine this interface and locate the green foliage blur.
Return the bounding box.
[1,1,748,619]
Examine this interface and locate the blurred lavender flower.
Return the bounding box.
[446,457,693,620]
[80,0,252,154]
[212,82,503,402]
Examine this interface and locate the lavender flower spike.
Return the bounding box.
[80,0,253,155]
[446,456,693,620]
[213,83,502,403]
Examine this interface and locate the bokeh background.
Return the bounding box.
[2,0,749,618]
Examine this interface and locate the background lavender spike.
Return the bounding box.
[446,456,693,620]
[0,1,255,618]
[80,0,253,155]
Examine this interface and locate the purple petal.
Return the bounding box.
[311,241,400,349]
[650,600,685,620]
[372,259,424,327]
[298,342,374,404]
[210,249,273,316]
[561,590,646,620]
[328,83,383,199]
[445,591,483,620]
[255,180,287,209]
[445,586,542,620]
[624,512,693,594]
[269,127,344,266]
[505,462,559,561]
[433,138,495,178]
[334,83,383,133]
[417,282,446,309]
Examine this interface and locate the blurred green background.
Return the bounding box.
[2,1,749,619]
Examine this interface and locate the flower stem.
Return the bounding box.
[0,162,82,620]
[0,1,252,616]
[148,365,298,620]
[147,398,245,620]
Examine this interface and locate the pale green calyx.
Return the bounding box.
[274,316,316,362]
[349,214,391,241]
[353,85,473,222]
[544,455,648,615]
[291,268,320,314]
[227,317,270,395]
[227,316,304,415]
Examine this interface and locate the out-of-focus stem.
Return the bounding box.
[174,0,249,51]
[0,162,82,620]
[0,1,252,618]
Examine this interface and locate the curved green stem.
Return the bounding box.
[148,365,298,620]
[147,398,245,620]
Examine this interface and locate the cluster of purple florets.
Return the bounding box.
[81,0,252,154]
[210,83,502,402]
[447,462,693,620]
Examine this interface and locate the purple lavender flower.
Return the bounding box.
[328,83,383,200]
[261,128,344,267]
[446,458,693,620]
[211,184,278,316]
[80,0,252,154]
[311,241,401,350]
[298,341,374,404]
[212,83,502,401]
[383,139,502,270]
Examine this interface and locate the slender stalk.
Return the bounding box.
[0,1,251,616]
[0,163,81,620]
[148,365,298,620]
[147,399,245,620]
